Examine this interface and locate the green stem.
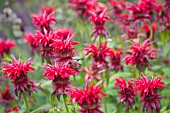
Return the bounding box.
[104,96,107,113]
[63,94,69,113]
[23,92,30,113]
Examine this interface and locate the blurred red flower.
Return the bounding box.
[5,105,19,113]
[108,48,123,72]
[114,77,136,110]
[0,39,15,59]
[134,73,165,113]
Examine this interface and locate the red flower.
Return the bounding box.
[69,0,96,18]
[41,5,55,15]
[43,63,77,100]
[0,87,15,105]
[125,39,158,70]
[121,27,144,40]
[0,39,15,59]
[84,42,110,64]
[83,62,105,83]
[2,58,35,80]
[5,105,19,113]
[51,36,79,62]
[114,77,136,110]
[88,10,112,41]
[142,23,157,41]
[2,58,36,97]
[55,28,73,40]
[43,63,77,80]
[69,82,107,113]
[109,0,127,17]
[32,10,56,28]
[134,73,165,113]
[108,48,123,72]
[24,32,37,49]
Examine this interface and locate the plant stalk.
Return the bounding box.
[23,92,30,113]
[63,94,69,113]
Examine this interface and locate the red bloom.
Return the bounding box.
[5,105,19,113]
[142,23,157,41]
[51,36,79,62]
[84,42,110,64]
[134,73,165,113]
[43,63,77,100]
[2,58,35,80]
[0,39,15,59]
[69,0,96,18]
[109,0,127,17]
[125,39,158,70]
[88,10,112,41]
[2,58,36,97]
[121,27,144,40]
[114,77,136,110]
[41,5,55,15]
[0,87,15,105]
[55,28,73,40]
[43,63,77,80]
[24,32,37,49]
[83,62,105,83]
[32,10,56,28]
[108,48,123,72]
[69,82,107,113]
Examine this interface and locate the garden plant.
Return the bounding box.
[0,0,170,113]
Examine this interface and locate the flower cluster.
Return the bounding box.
[69,83,107,113]
[88,10,112,41]
[0,39,15,60]
[114,77,136,110]
[2,58,36,97]
[125,39,158,70]
[134,74,165,113]
[43,62,77,100]
[0,87,15,107]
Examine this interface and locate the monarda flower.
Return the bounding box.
[0,39,15,59]
[108,48,123,72]
[43,63,77,100]
[32,9,56,29]
[121,27,144,40]
[134,73,165,113]
[69,82,107,113]
[5,105,19,113]
[83,62,105,83]
[2,58,36,98]
[109,0,127,17]
[84,42,110,65]
[125,39,158,70]
[142,23,157,41]
[88,9,112,42]
[0,87,15,107]
[69,0,96,18]
[114,77,136,110]
[24,32,39,56]
[55,28,73,40]
[51,35,79,63]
